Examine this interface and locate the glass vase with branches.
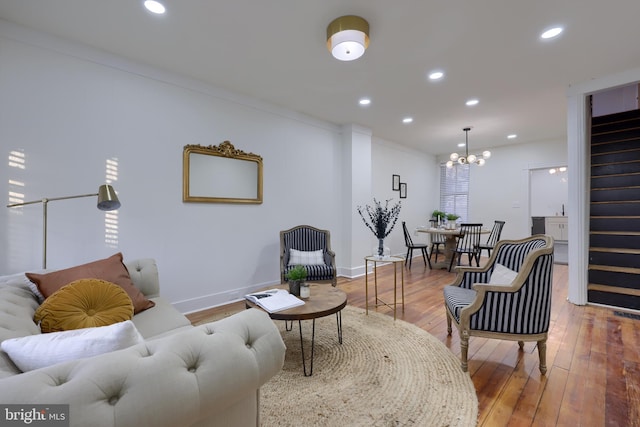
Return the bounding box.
[357,198,402,257]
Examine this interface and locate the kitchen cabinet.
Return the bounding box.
[545,217,568,241]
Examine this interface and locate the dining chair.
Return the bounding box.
[402,222,432,269]
[443,235,554,373]
[280,225,337,286]
[448,223,483,272]
[478,220,505,258]
[428,219,447,263]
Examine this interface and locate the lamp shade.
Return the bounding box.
[326,15,370,61]
[97,185,120,211]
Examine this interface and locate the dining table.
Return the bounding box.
[417,226,489,269]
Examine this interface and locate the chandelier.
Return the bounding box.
[446,127,491,168]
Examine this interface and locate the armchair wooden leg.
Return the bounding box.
[518,340,524,350]
[537,339,547,374]
[446,312,452,335]
[460,331,469,372]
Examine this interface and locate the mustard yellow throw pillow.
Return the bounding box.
[34,279,134,333]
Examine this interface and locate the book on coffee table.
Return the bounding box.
[244,289,305,313]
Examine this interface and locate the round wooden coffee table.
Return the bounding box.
[245,283,347,376]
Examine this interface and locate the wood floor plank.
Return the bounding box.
[185,261,636,427]
[606,316,631,425]
[556,310,592,425]
[532,365,568,425]
[580,349,607,427]
[624,361,640,427]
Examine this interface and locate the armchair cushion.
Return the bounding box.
[1,320,143,372]
[283,264,335,281]
[288,249,325,266]
[443,286,476,321]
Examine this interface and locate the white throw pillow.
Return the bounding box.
[288,249,325,266]
[488,263,518,286]
[1,320,143,372]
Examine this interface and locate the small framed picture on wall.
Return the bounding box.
[392,174,401,191]
[400,182,407,199]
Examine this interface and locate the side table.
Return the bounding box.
[245,283,347,376]
[364,256,405,320]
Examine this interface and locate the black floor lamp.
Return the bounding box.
[6,184,121,269]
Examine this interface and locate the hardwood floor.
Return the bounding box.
[186,259,640,427]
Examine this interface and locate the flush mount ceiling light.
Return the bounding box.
[446,127,491,168]
[327,15,370,61]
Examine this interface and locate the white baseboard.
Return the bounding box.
[175,280,279,314]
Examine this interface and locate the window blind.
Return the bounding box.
[439,164,469,222]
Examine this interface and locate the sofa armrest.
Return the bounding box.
[0,309,285,427]
[125,258,160,298]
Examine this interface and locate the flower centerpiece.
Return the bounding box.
[357,198,402,258]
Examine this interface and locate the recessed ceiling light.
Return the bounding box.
[402,117,413,124]
[429,71,444,80]
[144,0,166,14]
[541,27,563,39]
[507,134,517,139]
[359,98,371,106]
[465,99,479,106]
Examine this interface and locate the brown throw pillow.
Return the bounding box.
[34,279,134,333]
[26,252,155,314]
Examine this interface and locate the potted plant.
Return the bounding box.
[445,213,460,229]
[286,264,307,296]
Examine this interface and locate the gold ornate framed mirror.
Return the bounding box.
[183,141,263,204]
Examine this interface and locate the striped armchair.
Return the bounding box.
[443,235,554,373]
[280,225,337,286]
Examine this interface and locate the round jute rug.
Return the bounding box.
[259,305,478,427]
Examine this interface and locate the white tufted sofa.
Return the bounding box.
[0,258,286,427]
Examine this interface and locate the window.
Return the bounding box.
[439,164,469,222]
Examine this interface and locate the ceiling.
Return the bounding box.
[2,0,640,155]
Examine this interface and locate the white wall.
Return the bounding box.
[370,138,438,254]
[592,84,639,117]
[0,22,437,312]
[530,167,568,217]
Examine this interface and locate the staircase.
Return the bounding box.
[588,108,640,310]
